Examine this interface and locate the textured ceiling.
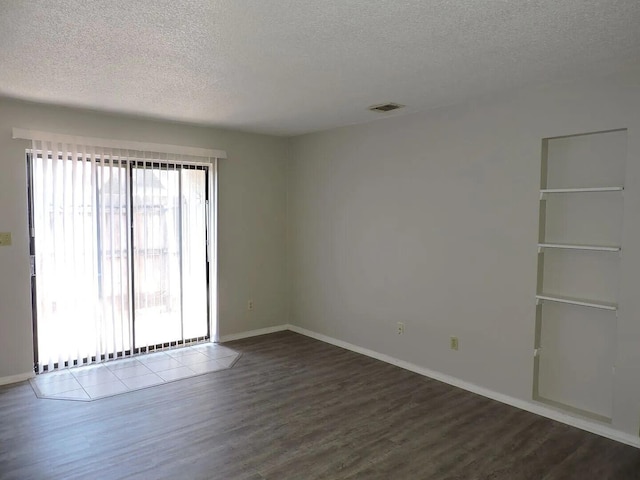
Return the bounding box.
[0,1,638,136]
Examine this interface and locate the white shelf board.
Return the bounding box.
[538,243,621,252]
[536,294,617,311]
[540,187,623,194]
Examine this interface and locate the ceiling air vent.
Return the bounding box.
[368,102,405,113]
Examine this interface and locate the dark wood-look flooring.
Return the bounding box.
[1,331,638,480]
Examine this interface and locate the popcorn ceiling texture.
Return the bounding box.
[0,0,638,135]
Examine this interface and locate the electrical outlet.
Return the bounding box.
[397,322,405,335]
[0,232,11,246]
[450,336,459,351]
[247,299,254,311]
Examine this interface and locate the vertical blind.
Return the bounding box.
[21,132,223,373]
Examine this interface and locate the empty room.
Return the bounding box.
[1,1,640,479]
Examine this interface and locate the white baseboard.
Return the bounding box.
[219,324,289,343]
[287,324,640,449]
[0,371,35,386]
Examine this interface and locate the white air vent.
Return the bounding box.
[368,102,405,113]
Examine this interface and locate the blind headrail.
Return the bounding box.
[12,127,227,159]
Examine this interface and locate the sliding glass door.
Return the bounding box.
[178,168,209,340]
[29,154,212,372]
[131,165,209,348]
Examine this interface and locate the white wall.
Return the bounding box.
[2,73,639,441]
[0,98,289,379]
[288,73,640,436]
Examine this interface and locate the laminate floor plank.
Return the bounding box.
[1,331,638,480]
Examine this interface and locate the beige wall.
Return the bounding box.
[0,98,289,378]
[288,73,640,436]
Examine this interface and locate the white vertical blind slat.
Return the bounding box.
[118,155,126,357]
[161,160,168,343]
[89,147,101,365]
[125,154,134,356]
[180,161,186,339]
[51,141,64,369]
[107,154,116,359]
[45,140,54,373]
[151,155,159,347]
[180,160,186,341]
[70,142,80,367]
[211,158,218,342]
[97,147,109,360]
[169,160,176,343]
[78,143,91,366]
[142,157,149,352]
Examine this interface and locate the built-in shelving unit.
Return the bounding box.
[533,128,627,423]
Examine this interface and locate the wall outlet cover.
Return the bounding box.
[0,232,12,246]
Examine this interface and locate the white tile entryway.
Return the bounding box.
[30,343,240,401]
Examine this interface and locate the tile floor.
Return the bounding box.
[29,343,240,401]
